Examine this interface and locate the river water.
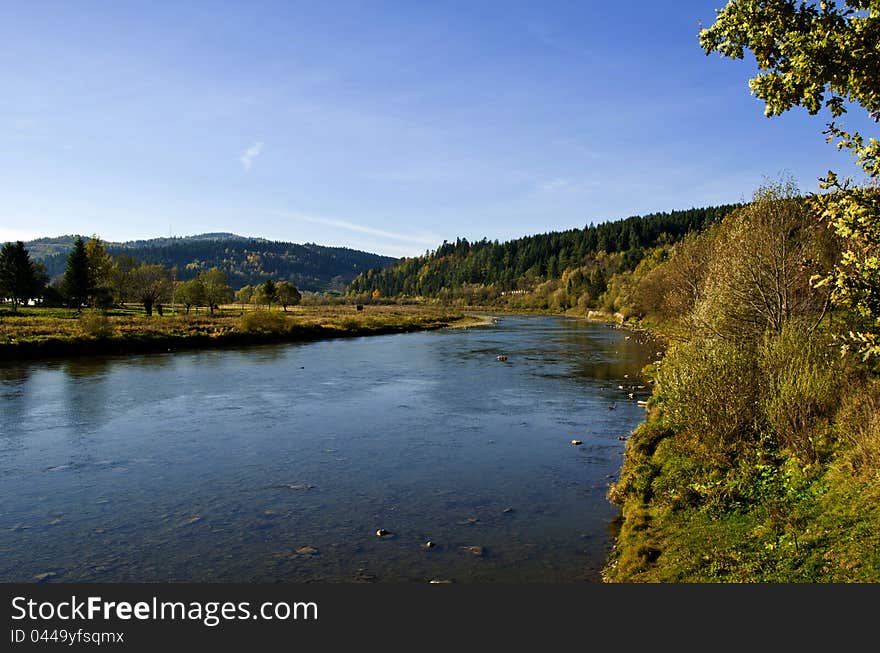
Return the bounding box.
[0,315,656,582]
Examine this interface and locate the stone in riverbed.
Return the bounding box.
[294,545,319,556]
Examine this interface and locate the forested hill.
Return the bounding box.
[26,234,397,292]
[348,205,739,299]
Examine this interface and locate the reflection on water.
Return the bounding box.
[0,315,657,582]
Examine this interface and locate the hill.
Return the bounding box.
[348,205,739,303]
[26,234,397,292]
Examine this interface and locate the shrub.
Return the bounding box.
[759,323,841,462]
[79,311,113,338]
[237,310,288,334]
[654,337,761,460]
[836,379,880,478]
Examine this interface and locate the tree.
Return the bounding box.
[110,254,140,306]
[62,236,94,309]
[235,285,254,305]
[691,180,834,341]
[84,236,114,307]
[257,279,277,308]
[200,268,232,314]
[275,280,301,311]
[129,264,171,316]
[0,241,45,311]
[700,0,880,359]
[175,277,205,314]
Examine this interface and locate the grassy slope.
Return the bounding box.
[604,369,880,583]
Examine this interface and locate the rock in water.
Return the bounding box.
[294,545,319,556]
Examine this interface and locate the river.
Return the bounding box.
[0,314,656,582]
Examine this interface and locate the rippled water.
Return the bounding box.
[0,315,657,582]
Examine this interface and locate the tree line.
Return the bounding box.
[0,236,300,315]
[347,204,738,302]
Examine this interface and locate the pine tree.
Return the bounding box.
[0,241,45,312]
[62,236,94,309]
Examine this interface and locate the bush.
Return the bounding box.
[655,337,761,460]
[759,323,841,462]
[836,379,880,478]
[79,311,113,338]
[237,310,288,334]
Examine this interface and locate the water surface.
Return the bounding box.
[0,315,656,582]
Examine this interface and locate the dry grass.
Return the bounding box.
[0,304,469,356]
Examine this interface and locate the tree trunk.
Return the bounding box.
[144,300,153,316]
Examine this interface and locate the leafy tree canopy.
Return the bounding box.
[701,0,880,361]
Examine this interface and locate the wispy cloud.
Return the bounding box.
[538,177,572,192]
[274,211,439,247]
[536,177,601,195]
[239,141,264,171]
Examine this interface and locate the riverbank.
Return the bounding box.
[0,305,477,361]
[602,322,880,583]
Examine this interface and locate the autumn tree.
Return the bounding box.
[700,0,880,358]
[110,254,139,306]
[175,277,205,314]
[691,180,835,341]
[129,264,171,316]
[275,280,301,311]
[0,241,45,312]
[85,236,114,307]
[235,285,254,305]
[200,268,232,314]
[256,279,278,308]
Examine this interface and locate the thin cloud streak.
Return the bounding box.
[239,141,263,171]
[274,211,439,247]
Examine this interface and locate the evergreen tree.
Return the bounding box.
[62,236,94,309]
[0,241,45,312]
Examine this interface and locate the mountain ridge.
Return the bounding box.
[23,233,398,293]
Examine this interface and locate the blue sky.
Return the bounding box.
[0,1,873,257]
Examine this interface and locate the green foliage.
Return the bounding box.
[654,338,761,459]
[699,1,879,122]
[84,237,114,308]
[759,323,841,461]
[62,236,94,309]
[33,235,395,293]
[701,0,880,361]
[275,280,301,310]
[199,268,232,314]
[691,181,833,341]
[0,241,46,311]
[813,180,880,361]
[235,284,255,305]
[348,205,738,300]
[834,378,880,476]
[174,277,205,313]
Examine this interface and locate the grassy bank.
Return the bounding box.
[0,305,477,360]
[602,322,880,582]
